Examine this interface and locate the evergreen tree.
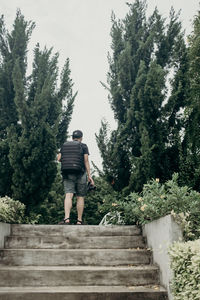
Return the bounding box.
[0,10,35,196]
[8,46,76,210]
[0,11,76,211]
[97,0,187,192]
[180,9,200,190]
[125,60,166,192]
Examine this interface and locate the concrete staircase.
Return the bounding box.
[0,224,168,299]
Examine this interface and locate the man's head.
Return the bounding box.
[72,130,83,141]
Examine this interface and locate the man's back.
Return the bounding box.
[57,129,94,225]
[60,141,89,174]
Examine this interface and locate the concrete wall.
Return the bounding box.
[142,214,183,300]
[0,223,11,248]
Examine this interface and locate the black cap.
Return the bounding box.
[72,130,83,139]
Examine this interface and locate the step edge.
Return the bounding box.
[0,285,167,293]
[0,265,159,270]
[1,248,149,252]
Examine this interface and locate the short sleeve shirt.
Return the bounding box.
[80,143,89,171]
[81,143,89,155]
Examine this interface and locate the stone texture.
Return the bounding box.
[0,223,10,249]
[143,215,183,300]
[0,265,159,286]
[0,248,151,266]
[11,224,141,236]
[5,235,145,249]
[0,286,168,300]
[0,224,168,299]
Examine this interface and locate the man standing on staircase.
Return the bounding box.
[57,130,94,225]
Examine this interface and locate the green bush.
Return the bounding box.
[105,174,200,240]
[0,195,41,224]
[84,176,120,225]
[0,196,26,223]
[169,240,200,300]
[33,172,65,224]
[31,174,115,225]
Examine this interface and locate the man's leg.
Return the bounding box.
[76,196,84,224]
[64,193,73,223]
[76,172,87,224]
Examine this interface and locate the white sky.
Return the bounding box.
[0,0,199,169]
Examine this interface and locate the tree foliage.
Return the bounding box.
[0,10,76,211]
[0,10,35,196]
[179,9,200,190]
[97,0,188,193]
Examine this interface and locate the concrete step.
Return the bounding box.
[0,248,151,266]
[0,266,160,287]
[0,286,168,300]
[11,225,141,237]
[4,235,145,249]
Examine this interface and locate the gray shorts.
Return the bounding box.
[63,172,87,197]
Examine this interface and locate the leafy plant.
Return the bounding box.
[0,195,42,224]
[84,176,119,225]
[169,240,200,300]
[0,196,25,223]
[103,173,200,240]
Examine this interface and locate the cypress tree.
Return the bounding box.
[0,10,35,196]
[180,9,200,190]
[0,11,76,211]
[8,45,76,210]
[97,0,187,192]
[125,60,166,192]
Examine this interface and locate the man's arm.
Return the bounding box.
[84,154,94,185]
[57,153,61,162]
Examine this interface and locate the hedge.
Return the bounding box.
[0,196,26,223]
[0,196,41,224]
[169,240,200,300]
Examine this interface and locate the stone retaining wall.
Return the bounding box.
[142,214,183,300]
[0,222,11,248]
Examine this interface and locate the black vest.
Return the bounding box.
[61,141,83,174]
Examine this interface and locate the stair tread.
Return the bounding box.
[0,285,167,293]
[1,248,147,252]
[11,225,141,236]
[0,265,158,270]
[8,234,141,236]
[5,235,145,249]
[1,224,168,298]
[11,225,138,228]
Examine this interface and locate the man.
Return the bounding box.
[57,130,94,225]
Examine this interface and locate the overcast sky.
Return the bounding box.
[0,0,199,169]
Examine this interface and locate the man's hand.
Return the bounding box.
[88,175,94,186]
[84,154,94,185]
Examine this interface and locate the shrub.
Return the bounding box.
[106,174,200,240]
[0,196,26,223]
[84,176,119,225]
[169,240,200,300]
[33,172,65,224]
[31,174,115,225]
